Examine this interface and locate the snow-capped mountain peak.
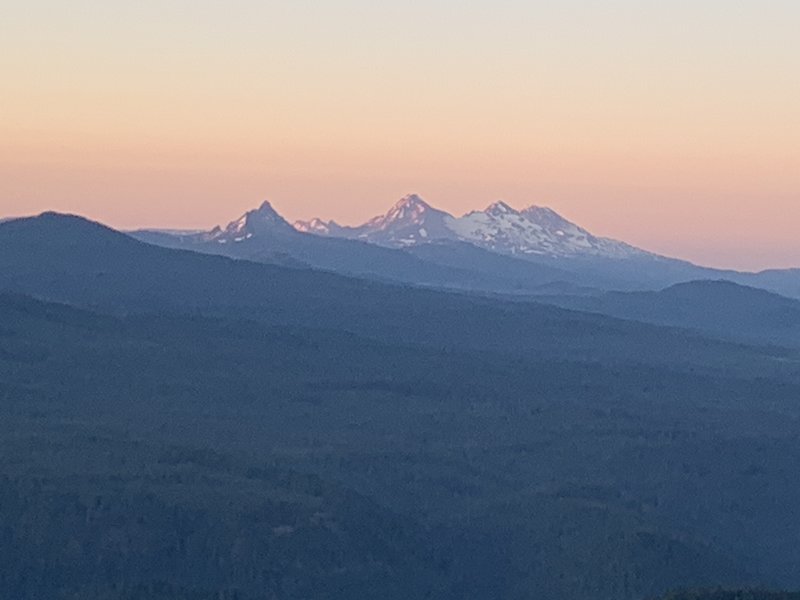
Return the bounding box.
[293,196,648,259]
[305,194,458,246]
[449,202,550,255]
[395,193,428,209]
[372,194,432,229]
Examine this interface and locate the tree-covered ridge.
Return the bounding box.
[0,435,453,600]
[3,293,800,598]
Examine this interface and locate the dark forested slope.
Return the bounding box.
[2,294,800,598]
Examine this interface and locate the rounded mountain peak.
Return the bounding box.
[521,205,577,230]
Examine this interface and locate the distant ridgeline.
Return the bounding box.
[131,195,800,299]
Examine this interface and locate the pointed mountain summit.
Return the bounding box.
[253,200,287,220]
[205,200,295,244]
[371,194,432,227]
[229,200,293,231]
[356,194,457,246]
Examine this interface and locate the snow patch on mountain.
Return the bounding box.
[294,217,336,235]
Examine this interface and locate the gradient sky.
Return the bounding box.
[2,1,798,270]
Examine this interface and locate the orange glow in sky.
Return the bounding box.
[1,1,798,270]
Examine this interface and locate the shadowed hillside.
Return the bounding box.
[3,293,800,598]
[538,280,800,347]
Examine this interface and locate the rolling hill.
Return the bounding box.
[538,280,800,348]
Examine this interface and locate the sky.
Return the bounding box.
[1,1,798,270]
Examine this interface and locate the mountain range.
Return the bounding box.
[296,194,645,259]
[132,194,800,298]
[132,201,584,295]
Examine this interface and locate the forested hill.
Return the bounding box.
[3,293,800,598]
